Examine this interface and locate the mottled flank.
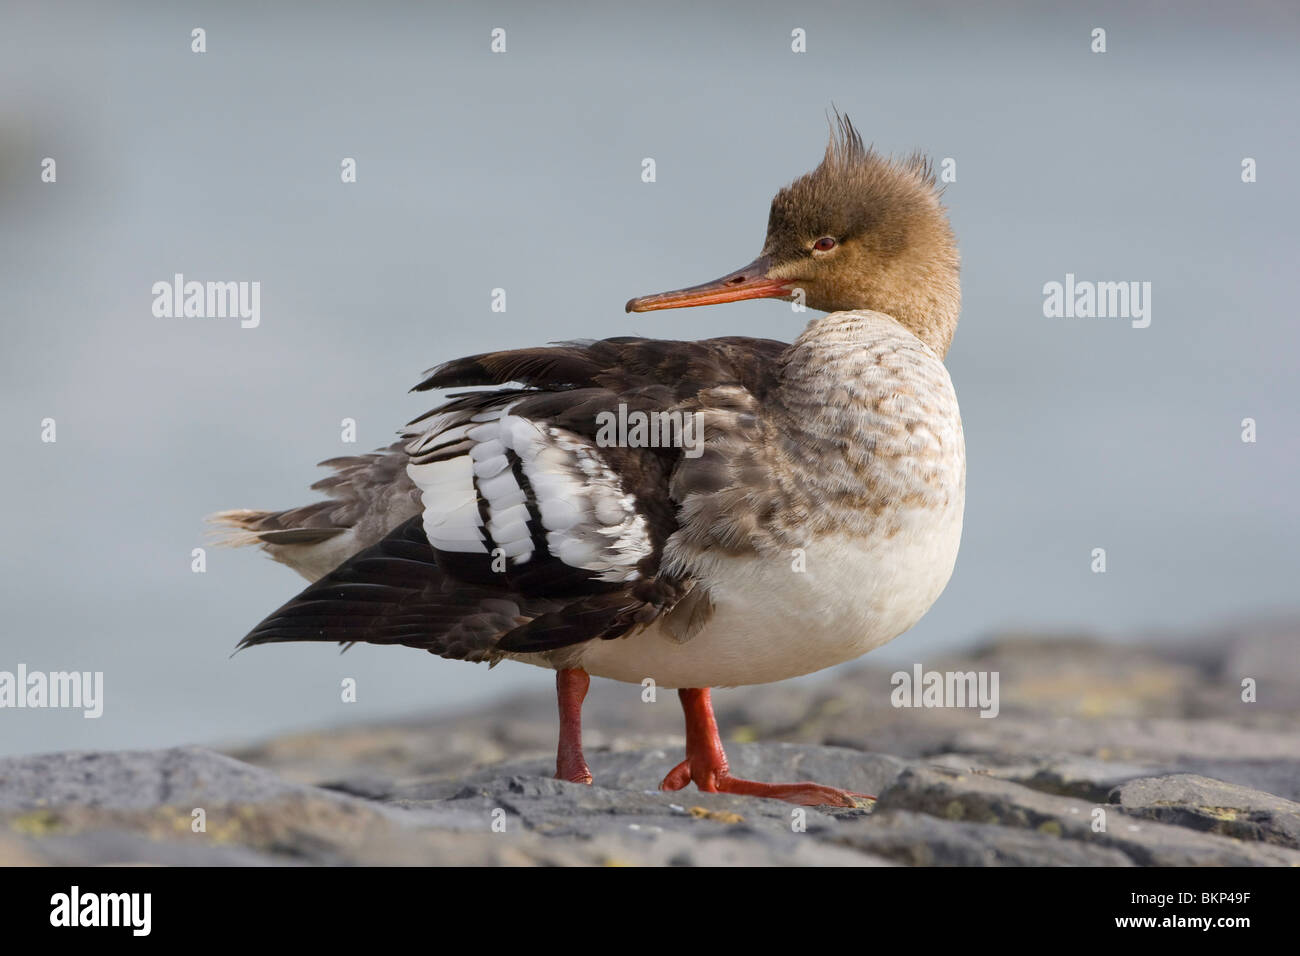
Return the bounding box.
[667,310,963,560]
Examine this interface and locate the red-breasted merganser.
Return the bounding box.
[214,115,964,806]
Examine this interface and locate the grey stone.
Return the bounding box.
[1111,773,1300,849]
[13,830,291,867]
[831,810,1135,866]
[0,746,333,811]
[878,765,1300,866]
[929,753,1165,802]
[1160,758,1300,803]
[7,628,1300,866]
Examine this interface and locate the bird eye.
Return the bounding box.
[812,236,838,252]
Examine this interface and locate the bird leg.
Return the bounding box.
[555,668,593,784]
[660,687,874,807]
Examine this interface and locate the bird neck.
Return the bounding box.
[881,273,961,358]
[843,253,961,359]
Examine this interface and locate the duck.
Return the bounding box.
[213,114,964,807]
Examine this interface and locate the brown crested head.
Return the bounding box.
[627,113,961,357]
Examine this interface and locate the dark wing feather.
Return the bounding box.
[415,336,787,405]
[238,336,788,659]
[239,516,569,660]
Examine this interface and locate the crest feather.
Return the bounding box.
[821,109,937,190]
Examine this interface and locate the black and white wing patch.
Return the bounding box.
[235,336,793,661]
[405,397,653,595]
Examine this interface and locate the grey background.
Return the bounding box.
[1,1,1296,756]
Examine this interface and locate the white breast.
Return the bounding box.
[576,497,964,688]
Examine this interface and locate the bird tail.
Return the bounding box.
[206,508,346,547]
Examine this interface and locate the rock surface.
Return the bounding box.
[2,621,1298,865]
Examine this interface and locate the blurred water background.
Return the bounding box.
[1,0,1296,755]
